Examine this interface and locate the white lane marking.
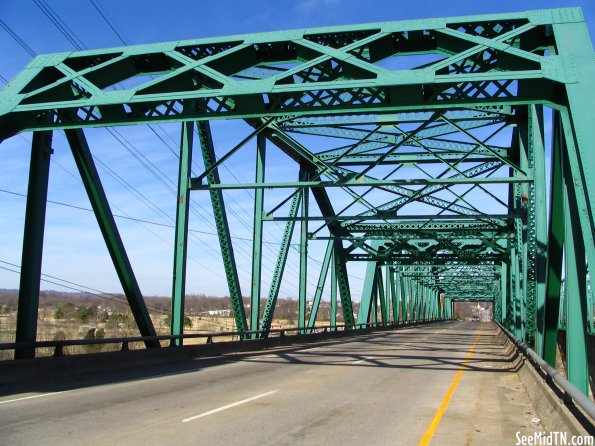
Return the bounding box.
[353,356,375,364]
[244,354,277,361]
[0,391,68,405]
[182,390,278,423]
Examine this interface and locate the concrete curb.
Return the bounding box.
[497,328,593,436]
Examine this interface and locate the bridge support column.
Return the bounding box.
[298,168,309,332]
[260,193,300,335]
[198,121,248,335]
[65,128,158,347]
[307,240,333,331]
[250,134,266,337]
[561,109,589,395]
[171,121,194,344]
[400,272,408,323]
[357,242,381,327]
[378,267,387,326]
[542,111,564,367]
[15,130,53,359]
[390,268,399,324]
[499,262,507,325]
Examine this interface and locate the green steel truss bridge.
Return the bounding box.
[1,8,594,395]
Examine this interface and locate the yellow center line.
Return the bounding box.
[417,325,484,446]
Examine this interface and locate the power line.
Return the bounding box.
[33,0,86,50]
[0,18,37,57]
[0,187,296,246]
[0,260,167,314]
[88,0,128,46]
[3,3,343,296]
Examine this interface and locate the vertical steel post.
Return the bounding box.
[543,111,565,366]
[500,262,508,325]
[298,168,309,332]
[250,134,266,336]
[563,130,589,394]
[372,278,378,326]
[378,267,387,326]
[65,128,159,346]
[391,268,399,324]
[15,130,53,359]
[529,105,548,355]
[400,273,408,323]
[358,243,381,326]
[171,121,194,344]
[330,250,337,329]
[553,21,595,300]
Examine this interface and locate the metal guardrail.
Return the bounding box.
[0,318,444,359]
[497,321,595,422]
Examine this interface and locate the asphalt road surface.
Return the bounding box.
[0,321,541,445]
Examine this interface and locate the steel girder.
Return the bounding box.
[0,8,578,138]
[0,7,593,396]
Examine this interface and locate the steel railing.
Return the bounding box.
[0,318,447,359]
[497,321,595,422]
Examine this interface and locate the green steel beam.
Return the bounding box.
[307,240,334,330]
[378,268,387,325]
[250,134,266,335]
[192,176,531,191]
[171,121,194,343]
[518,106,536,347]
[564,156,589,394]
[529,105,548,355]
[260,193,300,334]
[390,268,400,323]
[197,121,248,334]
[553,20,595,301]
[334,239,355,329]
[15,130,53,359]
[330,250,337,328]
[64,128,159,346]
[542,111,564,367]
[401,273,409,322]
[298,168,309,332]
[357,241,382,326]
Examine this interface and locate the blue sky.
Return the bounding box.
[0,0,593,300]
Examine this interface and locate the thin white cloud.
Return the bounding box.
[294,0,341,15]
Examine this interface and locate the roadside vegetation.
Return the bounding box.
[0,290,348,359]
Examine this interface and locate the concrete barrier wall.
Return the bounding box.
[497,328,593,436]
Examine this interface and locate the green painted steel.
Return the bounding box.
[307,240,334,330]
[171,121,194,343]
[357,241,381,326]
[330,251,337,329]
[250,134,266,335]
[260,193,300,334]
[298,168,309,332]
[2,7,593,393]
[65,128,158,346]
[542,112,564,367]
[0,7,584,138]
[15,130,53,359]
[564,160,589,394]
[197,121,248,334]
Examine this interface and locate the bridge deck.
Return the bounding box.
[0,321,543,445]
